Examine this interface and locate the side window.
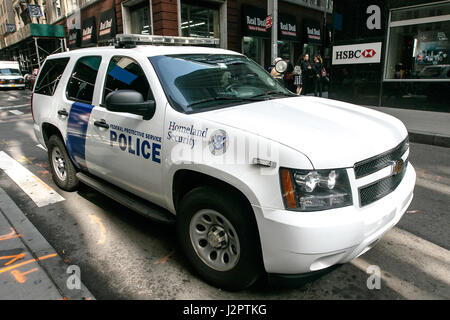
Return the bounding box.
[103,56,154,104]
[34,58,70,96]
[66,56,102,104]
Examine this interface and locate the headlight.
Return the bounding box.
[280,168,353,211]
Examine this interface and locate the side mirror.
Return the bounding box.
[105,90,156,120]
[275,60,288,74]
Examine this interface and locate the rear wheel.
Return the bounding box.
[177,186,263,290]
[48,135,78,191]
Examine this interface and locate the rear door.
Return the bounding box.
[32,57,70,138]
[61,55,102,170]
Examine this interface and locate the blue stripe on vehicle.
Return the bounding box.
[66,101,94,169]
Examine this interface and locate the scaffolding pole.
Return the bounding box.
[34,37,41,68]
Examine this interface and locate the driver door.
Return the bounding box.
[86,55,166,206]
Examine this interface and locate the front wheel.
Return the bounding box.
[47,135,78,191]
[177,186,263,290]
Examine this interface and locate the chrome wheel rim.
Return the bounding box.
[51,146,67,181]
[189,209,240,272]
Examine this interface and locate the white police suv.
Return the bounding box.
[32,34,416,290]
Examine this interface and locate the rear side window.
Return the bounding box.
[34,58,69,96]
[66,56,102,104]
[103,56,153,104]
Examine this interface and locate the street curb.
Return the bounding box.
[408,131,450,148]
[0,187,95,300]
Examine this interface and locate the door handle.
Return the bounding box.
[94,119,109,129]
[57,109,68,117]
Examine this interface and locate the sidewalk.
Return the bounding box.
[319,92,450,148]
[365,106,450,148]
[0,187,94,300]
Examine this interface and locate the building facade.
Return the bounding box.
[329,0,450,112]
[0,0,333,72]
[0,0,65,72]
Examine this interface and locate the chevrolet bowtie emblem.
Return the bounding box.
[391,159,404,175]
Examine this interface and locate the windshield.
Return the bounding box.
[149,54,293,113]
[0,68,21,76]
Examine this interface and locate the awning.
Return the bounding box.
[304,19,322,44]
[278,13,298,42]
[81,16,96,46]
[241,5,270,39]
[98,8,116,42]
[4,24,65,47]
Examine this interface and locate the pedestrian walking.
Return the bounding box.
[270,57,284,84]
[300,53,313,95]
[313,55,324,97]
[282,54,295,92]
[293,63,302,95]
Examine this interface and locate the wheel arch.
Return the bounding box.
[41,122,64,148]
[171,168,260,216]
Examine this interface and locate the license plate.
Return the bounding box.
[11,84,15,87]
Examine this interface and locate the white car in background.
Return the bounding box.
[0,61,25,89]
[31,35,416,290]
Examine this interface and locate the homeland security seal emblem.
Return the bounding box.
[209,129,228,155]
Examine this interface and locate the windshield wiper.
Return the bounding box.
[250,91,296,99]
[187,96,263,108]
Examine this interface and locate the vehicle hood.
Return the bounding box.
[197,96,408,169]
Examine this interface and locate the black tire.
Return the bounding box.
[47,135,79,191]
[177,186,263,291]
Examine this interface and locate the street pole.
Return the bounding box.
[268,0,278,64]
[323,0,327,55]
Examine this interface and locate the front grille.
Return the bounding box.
[354,137,409,179]
[359,160,408,207]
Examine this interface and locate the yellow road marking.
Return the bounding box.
[0,227,22,241]
[88,215,106,245]
[11,267,38,283]
[17,156,35,165]
[154,250,175,265]
[0,253,26,266]
[0,253,57,274]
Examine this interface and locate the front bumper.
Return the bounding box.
[254,164,416,275]
[0,83,25,88]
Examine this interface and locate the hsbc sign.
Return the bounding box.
[332,42,382,65]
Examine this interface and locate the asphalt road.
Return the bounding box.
[0,88,449,299]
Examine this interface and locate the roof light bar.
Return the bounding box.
[115,34,219,48]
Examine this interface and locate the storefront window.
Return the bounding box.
[303,43,321,58]
[243,36,263,65]
[181,3,220,39]
[278,41,292,61]
[130,3,150,35]
[385,3,450,80]
[391,2,450,22]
